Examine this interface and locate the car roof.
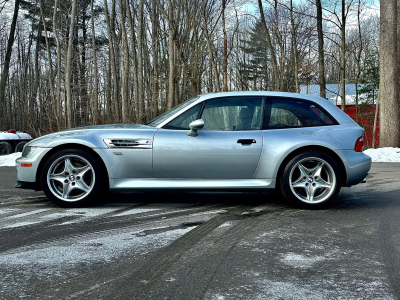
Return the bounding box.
[155,91,354,128]
[198,91,322,102]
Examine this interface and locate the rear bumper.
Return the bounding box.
[338,150,372,186]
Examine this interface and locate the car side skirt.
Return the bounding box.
[109,178,276,191]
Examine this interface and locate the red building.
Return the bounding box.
[338,105,379,148]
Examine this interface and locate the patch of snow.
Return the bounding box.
[0,133,21,140]
[115,208,159,216]
[255,280,329,300]
[2,221,43,229]
[62,208,119,217]
[364,147,400,162]
[188,210,227,217]
[0,132,32,140]
[0,227,193,267]
[280,252,326,269]
[16,132,32,139]
[4,208,50,220]
[0,209,18,215]
[0,152,21,166]
[218,221,234,228]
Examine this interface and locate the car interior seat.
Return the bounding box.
[238,107,251,130]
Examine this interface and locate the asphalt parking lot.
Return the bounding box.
[0,163,399,299]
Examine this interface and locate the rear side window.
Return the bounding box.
[263,98,337,129]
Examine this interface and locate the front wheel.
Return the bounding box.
[279,151,342,209]
[40,149,106,207]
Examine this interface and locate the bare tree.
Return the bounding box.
[0,0,20,129]
[290,0,299,92]
[316,0,326,98]
[65,0,77,128]
[119,0,129,123]
[257,0,280,91]
[91,0,99,125]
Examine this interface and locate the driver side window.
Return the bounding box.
[201,97,263,131]
[163,104,202,130]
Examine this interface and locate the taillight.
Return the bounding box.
[354,136,363,152]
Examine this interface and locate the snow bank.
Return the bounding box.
[0,152,22,166]
[364,147,400,162]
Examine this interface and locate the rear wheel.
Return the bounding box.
[40,149,107,207]
[0,142,12,155]
[279,151,341,208]
[15,141,27,153]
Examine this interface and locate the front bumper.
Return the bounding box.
[15,180,38,190]
[15,147,52,190]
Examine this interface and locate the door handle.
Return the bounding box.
[237,139,256,145]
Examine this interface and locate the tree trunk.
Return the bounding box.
[167,0,175,110]
[79,7,88,126]
[104,0,120,123]
[119,0,129,123]
[379,0,399,147]
[290,0,299,93]
[91,0,99,125]
[316,0,326,99]
[126,0,139,120]
[151,2,160,119]
[222,0,228,92]
[372,92,379,148]
[65,0,77,129]
[257,0,279,91]
[340,0,346,111]
[39,0,60,131]
[0,0,20,130]
[53,0,63,127]
[137,0,145,121]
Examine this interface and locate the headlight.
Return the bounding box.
[22,146,37,158]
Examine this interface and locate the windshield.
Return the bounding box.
[147,96,200,127]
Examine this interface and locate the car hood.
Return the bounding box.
[59,124,155,131]
[27,124,158,148]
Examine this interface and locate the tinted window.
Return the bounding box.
[163,104,202,130]
[263,98,337,129]
[201,97,263,131]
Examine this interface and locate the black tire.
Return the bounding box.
[0,142,12,156]
[279,150,341,209]
[40,148,107,207]
[15,141,27,153]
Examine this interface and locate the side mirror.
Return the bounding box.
[187,119,204,137]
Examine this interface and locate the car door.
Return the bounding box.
[152,96,264,179]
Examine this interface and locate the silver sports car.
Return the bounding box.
[15,92,371,208]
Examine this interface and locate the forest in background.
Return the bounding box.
[0,0,380,138]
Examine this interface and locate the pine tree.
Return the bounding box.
[239,21,271,91]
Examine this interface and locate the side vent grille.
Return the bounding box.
[110,139,141,147]
[104,138,152,149]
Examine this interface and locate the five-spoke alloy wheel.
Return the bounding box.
[279,151,341,208]
[41,149,106,207]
